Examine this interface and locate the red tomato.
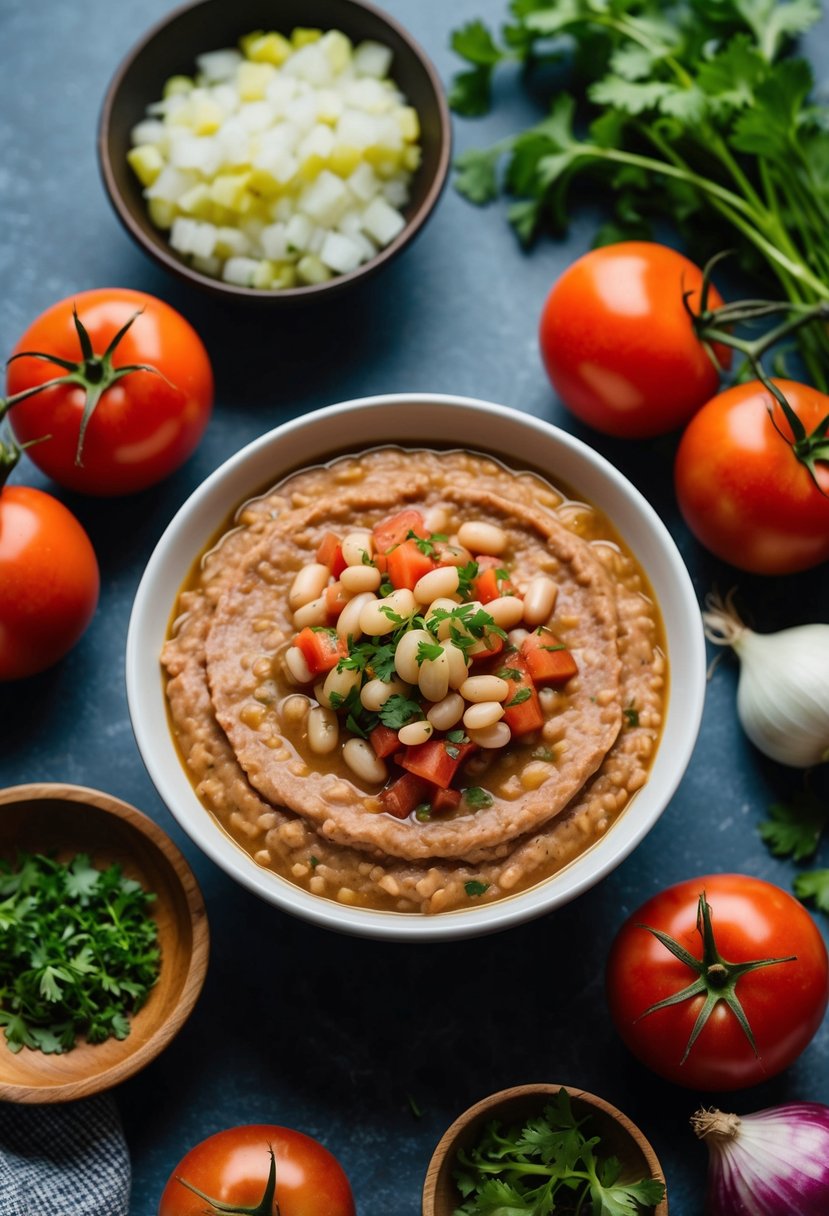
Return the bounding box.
[158,1125,355,1216]
[539,242,730,437]
[7,289,213,495]
[606,874,829,1091]
[0,485,99,680]
[675,378,829,574]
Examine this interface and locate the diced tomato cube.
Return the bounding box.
[372,508,427,554]
[380,771,431,819]
[473,565,519,604]
[293,627,347,676]
[400,739,477,790]
[386,539,436,590]
[521,630,579,685]
[499,656,544,736]
[316,531,347,577]
[325,581,349,620]
[431,787,462,814]
[469,633,504,663]
[369,724,400,760]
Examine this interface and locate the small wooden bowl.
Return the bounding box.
[422,1083,669,1216]
[0,783,209,1103]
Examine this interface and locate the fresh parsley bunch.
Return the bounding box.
[450,0,829,387]
[0,852,160,1054]
[454,1089,665,1215]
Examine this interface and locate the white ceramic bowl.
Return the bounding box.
[127,394,705,941]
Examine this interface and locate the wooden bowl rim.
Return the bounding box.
[0,782,209,1103]
[422,1083,668,1216]
[97,0,452,304]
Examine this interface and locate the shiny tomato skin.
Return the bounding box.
[606,875,829,1091]
[0,486,99,680]
[8,289,213,496]
[675,378,829,574]
[539,242,729,438]
[157,1125,356,1216]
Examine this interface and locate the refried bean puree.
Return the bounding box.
[162,447,666,914]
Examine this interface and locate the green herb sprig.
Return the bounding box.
[0,852,160,1054]
[454,1089,666,1215]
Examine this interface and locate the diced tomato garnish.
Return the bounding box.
[473,565,519,604]
[400,738,477,790]
[372,508,426,553]
[498,656,544,736]
[386,538,436,590]
[469,633,504,663]
[369,724,400,760]
[431,787,462,814]
[325,581,349,620]
[432,541,472,568]
[521,630,579,685]
[373,553,388,575]
[293,626,347,676]
[315,531,346,577]
[379,771,431,819]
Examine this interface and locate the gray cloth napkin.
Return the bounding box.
[0,1094,130,1216]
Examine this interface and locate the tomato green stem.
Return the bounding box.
[0,306,171,468]
[0,428,51,491]
[176,1144,280,1216]
[637,892,796,1065]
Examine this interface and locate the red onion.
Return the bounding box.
[692,1104,829,1215]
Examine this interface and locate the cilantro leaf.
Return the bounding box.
[378,694,423,730]
[463,787,494,809]
[451,19,505,67]
[759,791,828,861]
[417,640,445,664]
[505,688,531,707]
[794,870,829,913]
[464,880,490,897]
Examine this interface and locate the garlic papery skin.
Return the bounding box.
[702,593,829,768]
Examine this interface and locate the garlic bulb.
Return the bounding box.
[702,591,829,768]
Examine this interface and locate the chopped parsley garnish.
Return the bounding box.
[760,791,829,863]
[310,625,337,634]
[453,1089,666,1214]
[623,702,640,727]
[456,559,480,599]
[379,605,410,628]
[406,529,448,557]
[445,744,460,759]
[329,686,373,738]
[447,730,469,744]
[337,639,397,683]
[414,804,432,823]
[0,852,160,1055]
[532,746,555,762]
[505,688,531,707]
[497,666,523,681]
[416,640,444,665]
[463,787,494,809]
[540,643,566,653]
[378,694,423,730]
[309,855,319,868]
[379,580,393,597]
[464,880,489,897]
[427,604,507,655]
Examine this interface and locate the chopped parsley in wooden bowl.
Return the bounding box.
[0,783,209,1103]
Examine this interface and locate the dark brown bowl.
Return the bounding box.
[98,0,451,302]
[422,1084,669,1216]
[0,783,209,1103]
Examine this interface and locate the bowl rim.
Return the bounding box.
[97,0,452,301]
[0,781,209,1103]
[126,392,706,941]
[420,1082,669,1216]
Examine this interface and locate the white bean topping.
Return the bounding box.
[398,720,434,746]
[523,576,559,627]
[292,595,328,630]
[463,701,505,730]
[336,591,376,641]
[433,543,472,567]
[322,664,361,705]
[342,738,387,784]
[486,596,525,630]
[281,694,311,724]
[507,627,530,649]
[460,674,510,703]
[359,589,416,636]
[445,643,470,689]
[423,505,449,533]
[288,562,329,611]
[426,692,465,731]
[413,565,460,604]
[340,530,374,566]
[284,646,312,684]
[467,721,512,749]
[340,564,382,593]
[394,629,432,684]
[418,650,450,703]
[307,706,339,754]
[457,520,507,556]
[360,677,409,712]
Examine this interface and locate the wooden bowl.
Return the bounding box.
[0,783,209,1103]
[98,0,451,303]
[422,1083,669,1216]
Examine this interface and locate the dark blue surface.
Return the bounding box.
[1,2,828,1213]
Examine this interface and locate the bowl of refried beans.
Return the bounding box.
[126,393,705,940]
